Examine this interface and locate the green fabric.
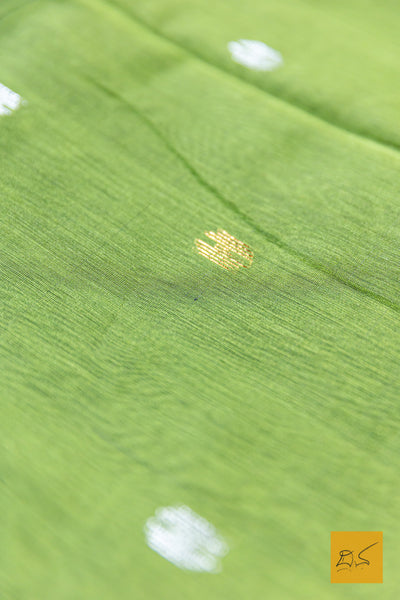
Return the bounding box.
[120,0,400,149]
[1,0,399,598]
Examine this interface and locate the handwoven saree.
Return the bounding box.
[1,0,399,597]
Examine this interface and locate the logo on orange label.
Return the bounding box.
[331,531,383,583]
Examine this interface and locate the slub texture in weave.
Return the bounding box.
[1,0,399,598]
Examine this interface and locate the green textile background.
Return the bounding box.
[1,0,399,598]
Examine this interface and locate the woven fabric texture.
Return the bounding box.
[1,1,399,598]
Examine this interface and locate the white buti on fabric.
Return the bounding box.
[228,39,283,71]
[144,505,229,572]
[0,83,23,116]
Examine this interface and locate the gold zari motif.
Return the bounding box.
[195,229,253,270]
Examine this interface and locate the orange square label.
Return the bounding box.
[331,531,383,583]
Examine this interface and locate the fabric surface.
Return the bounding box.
[1,1,399,598]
